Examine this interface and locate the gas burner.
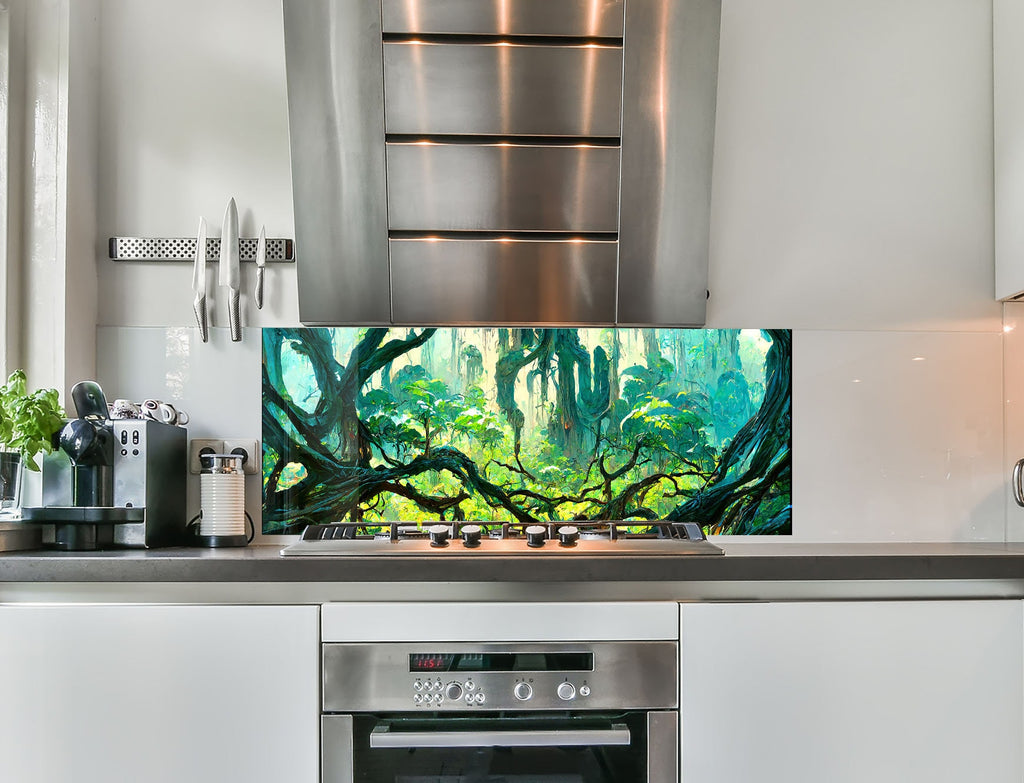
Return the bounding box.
[281,519,722,557]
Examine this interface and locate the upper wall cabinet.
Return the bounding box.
[283,0,721,327]
[996,0,1024,300]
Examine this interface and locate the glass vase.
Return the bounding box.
[0,451,23,517]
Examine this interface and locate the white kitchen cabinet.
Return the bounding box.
[0,604,319,783]
[680,601,1023,783]
[996,0,1024,299]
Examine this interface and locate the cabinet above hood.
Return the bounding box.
[284,0,721,327]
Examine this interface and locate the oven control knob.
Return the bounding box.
[461,524,482,548]
[525,525,547,548]
[557,682,576,701]
[428,524,450,547]
[579,685,591,697]
[445,682,464,701]
[557,525,579,547]
[514,682,533,701]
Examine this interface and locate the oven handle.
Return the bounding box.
[369,723,631,749]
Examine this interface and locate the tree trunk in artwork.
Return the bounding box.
[667,329,791,533]
[495,330,552,459]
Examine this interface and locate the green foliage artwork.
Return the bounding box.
[262,328,792,535]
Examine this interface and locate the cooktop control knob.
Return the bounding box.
[513,682,533,701]
[557,682,576,701]
[428,524,450,547]
[557,525,579,547]
[525,525,547,548]
[461,524,482,548]
[445,682,463,701]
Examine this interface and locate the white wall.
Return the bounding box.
[96,0,296,328]
[91,0,1004,542]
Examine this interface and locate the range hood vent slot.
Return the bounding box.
[380,0,627,38]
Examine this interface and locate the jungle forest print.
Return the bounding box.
[262,328,791,535]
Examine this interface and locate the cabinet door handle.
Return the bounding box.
[1013,458,1024,507]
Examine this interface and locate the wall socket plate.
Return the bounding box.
[188,439,224,474]
[188,438,260,475]
[223,439,260,475]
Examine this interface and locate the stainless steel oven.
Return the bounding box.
[321,641,678,782]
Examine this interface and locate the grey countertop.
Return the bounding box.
[2,541,1024,584]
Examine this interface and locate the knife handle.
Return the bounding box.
[255,267,265,310]
[229,289,241,342]
[193,295,209,343]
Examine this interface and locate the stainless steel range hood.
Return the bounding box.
[284,0,721,326]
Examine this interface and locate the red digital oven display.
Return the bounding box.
[409,654,456,672]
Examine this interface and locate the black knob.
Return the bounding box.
[557,525,579,547]
[525,525,547,548]
[461,524,482,548]
[428,524,450,548]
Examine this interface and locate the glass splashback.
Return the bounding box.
[262,328,791,535]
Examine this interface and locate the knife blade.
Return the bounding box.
[192,217,209,342]
[219,197,241,342]
[254,224,266,310]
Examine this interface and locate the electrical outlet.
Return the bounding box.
[223,438,260,475]
[189,438,224,474]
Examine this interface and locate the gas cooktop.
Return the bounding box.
[280,521,723,557]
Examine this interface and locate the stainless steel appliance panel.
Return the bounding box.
[647,712,679,783]
[386,143,621,231]
[111,420,186,547]
[617,0,721,326]
[390,239,617,324]
[383,42,623,137]
[284,0,392,325]
[322,715,354,781]
[382,0,625,37]
[322,642,678,712]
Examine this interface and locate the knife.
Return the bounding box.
[219,197,241,342]
[192,217,209,342]
[254,224,266,310]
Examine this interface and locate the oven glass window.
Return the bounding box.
[350,713,647,783]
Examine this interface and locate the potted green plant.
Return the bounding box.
[0,370,65,513]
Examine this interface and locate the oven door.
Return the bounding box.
[323,711,677,783]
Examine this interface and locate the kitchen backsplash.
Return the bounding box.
[262,328,792,535]
[94,325,1007,543]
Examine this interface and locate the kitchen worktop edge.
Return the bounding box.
[2,542,1024,584]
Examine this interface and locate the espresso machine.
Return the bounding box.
[22,381,187,550]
